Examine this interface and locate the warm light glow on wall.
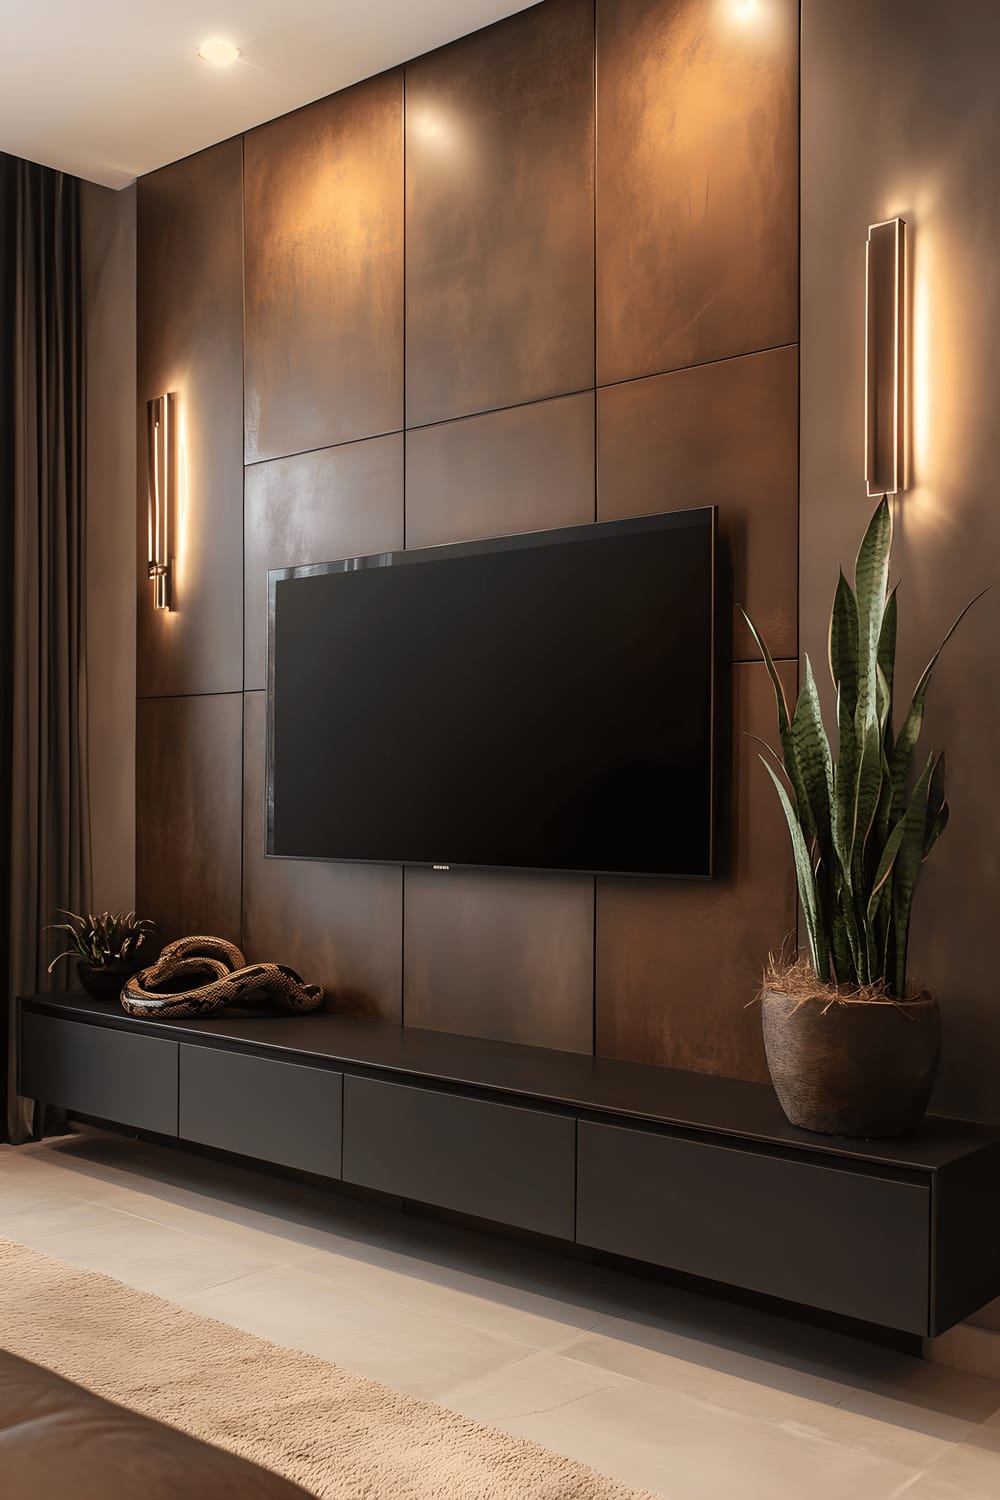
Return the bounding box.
[865,217,907,497]
[146,394,175,610]
[410,104,467,163]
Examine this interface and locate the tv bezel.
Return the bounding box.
[266,506,717,880]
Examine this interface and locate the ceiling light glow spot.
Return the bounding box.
[198,38,240,67]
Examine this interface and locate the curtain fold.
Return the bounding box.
[1,153,91,1144]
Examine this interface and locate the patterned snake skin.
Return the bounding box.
[120,936,325,1020]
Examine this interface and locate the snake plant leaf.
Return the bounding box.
[840,888,866,983]
[744,732,787,778]
[852,702,886,882]
[923,752,949,857]
[853,497,893,729]
[829,570,859,713]
[891,753,935,998]
[875,660,894,740]
[788,656,833,845]
[890,590,987,813]
[739,606,791,740]
[925,801,950,858]
[873,736,896,848]
[838,505,892,912]
[877,586,899,750]
[832,705,857,882]
[868,811,909,914]
[761,755,829,983]
[740,605,820,839]
[830,905,853,984]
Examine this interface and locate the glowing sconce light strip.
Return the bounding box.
[146,394,175,610]
[865,217,907,497]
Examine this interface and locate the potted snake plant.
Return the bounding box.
[742,498,980,1137]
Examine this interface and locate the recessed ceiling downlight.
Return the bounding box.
[198,38,241,66]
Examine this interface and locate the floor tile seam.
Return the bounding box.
[290,1257,611,1349]
[496,1362,920,1469]
[885,1473,933,1500]
[0,1166,129,1214]
[49,1191,335,1266]
[98,1202,341,1265]
[471,1383,625,1425]
[181,1257,547,1359]
[22,1195,286,1251]
[437,1348,558,1407]
[559,1342,964,1468]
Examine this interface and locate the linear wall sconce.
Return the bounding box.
[146,393,175,610]
[865,217,907,497]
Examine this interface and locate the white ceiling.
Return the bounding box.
[0,0,539,189]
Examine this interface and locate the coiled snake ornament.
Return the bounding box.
[120,936,325,1020]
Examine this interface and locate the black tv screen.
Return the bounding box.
[267,508,715,878]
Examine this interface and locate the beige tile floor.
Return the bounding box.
[3,1127,1000,1498]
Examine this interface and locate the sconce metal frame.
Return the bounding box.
[146,393,175,610]
[865,217,907,497]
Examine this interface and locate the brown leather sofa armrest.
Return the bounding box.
[0,1351,314,1499]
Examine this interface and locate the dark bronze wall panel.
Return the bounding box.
[244,436,404,691]
[405,393,595,550]
[596,0,798,385]
[136,694,243,945]
[404,868,595,1052]
[241,693,402,1021]
[598,346,798,660]
[596,660,797,1081]
[137,140,244,698]
[405,0,595,427]
[244,72,404,463]
[136,0,800,1076]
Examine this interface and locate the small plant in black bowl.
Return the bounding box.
[47,910,157,1002]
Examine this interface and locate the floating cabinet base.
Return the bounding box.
[18,994,1000,1339]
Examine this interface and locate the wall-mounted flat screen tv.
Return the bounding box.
[267,508,715,878]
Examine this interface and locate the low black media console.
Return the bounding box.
[18,992,1000,1340]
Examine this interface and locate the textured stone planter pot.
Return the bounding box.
[761,989,941,1138]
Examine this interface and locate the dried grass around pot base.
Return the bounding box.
[759,956,927,1012]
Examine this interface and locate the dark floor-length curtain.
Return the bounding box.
[1,153,91,1144]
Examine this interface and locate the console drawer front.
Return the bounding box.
[19,1012,178,1136]
[343,1075,575,1239]
[179,1046,342,1178]
[577,1120,930,1333]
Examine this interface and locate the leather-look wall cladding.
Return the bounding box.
[244,71,404,464]
[596,0,798,385]
[136,0,799,1079]
[405,0,595,427]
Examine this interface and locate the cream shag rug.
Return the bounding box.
[0,1238,657,1500]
